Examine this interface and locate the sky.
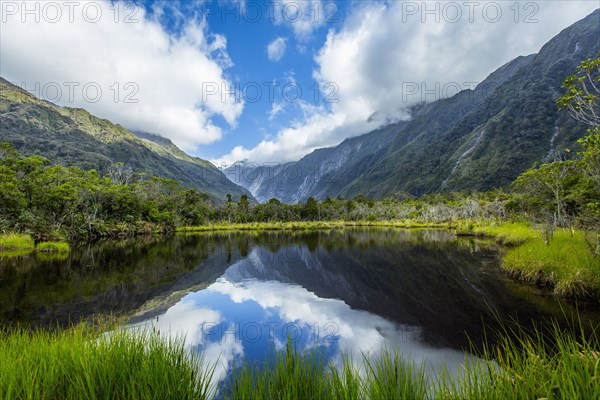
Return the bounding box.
[1,0,599,167]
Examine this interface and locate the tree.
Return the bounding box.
[557,55,600,128]
[578,130,600,188]
[512,161,579,227]
[0,166,26,221]
[225,193,234,223]
[302,197,320,221]
[107,162,135,185]
[237,194,250,223]
[557,55,600,252]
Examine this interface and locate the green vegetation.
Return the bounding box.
[0,326,214,400]
[36,241,70,253]
[225,344,432,400]
[0,143,215,240]
[0,233,34,251]
[2,320,597,400]
[469,223,542,245]
[226,322,600,399]
[444,320,600,399]
[459,223,600,301]
[0,78,249,202]
[0,234,69,257]
[177,220,446,233]
[503,231,600,300]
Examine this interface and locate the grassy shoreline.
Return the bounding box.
[458,223,600,301]
[0,233,70,257]
[1,320,598,399]
[175,220,448,232]
[3,220,598,301]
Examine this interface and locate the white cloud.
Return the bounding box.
[0,1,243,151]
[273,0,330,41]
[208,273,473,376]
[268,101,286,121]
[267,37,288,62]
[215,1,599,164]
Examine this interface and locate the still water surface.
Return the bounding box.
[1,229,597,383]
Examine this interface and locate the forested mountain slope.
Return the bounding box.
[0,78,252,203]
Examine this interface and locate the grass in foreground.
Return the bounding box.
[442,319,600,400]
[224,319,600,399]
[0,326,214,400]
[1,320,598,399]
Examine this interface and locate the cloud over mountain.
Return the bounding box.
[0,0,243,151]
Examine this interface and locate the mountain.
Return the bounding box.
[229,10,599,202]
[341,9,599,198]
[225,121,407,203]
[0,78,252,203]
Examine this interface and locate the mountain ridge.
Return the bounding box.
[0,78,253,203]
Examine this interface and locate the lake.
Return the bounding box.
[1,228,598,386]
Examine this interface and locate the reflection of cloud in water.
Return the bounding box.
[134,299,244,388]
[136,274,474,385]
[209,278,470,372]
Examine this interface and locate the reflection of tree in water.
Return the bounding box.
[0,235,233,327]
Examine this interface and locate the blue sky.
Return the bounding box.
[161,0,349,160]
[133,0,352,161]
[2,1,598,165]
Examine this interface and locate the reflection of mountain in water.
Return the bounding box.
[221,229,553,350]
[2,228,595,352]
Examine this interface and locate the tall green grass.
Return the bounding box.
[470,222,541,245]
[0,233,35,251]
[503,231,600,300]
[223,320,600,399]
[443,319,600,400]
[0,326,214,400]
[465,223,600,300]
[223,343,430,400]
[36,241,70,253]
[1,319,598,399]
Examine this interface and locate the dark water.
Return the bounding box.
[1,229,598,381]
